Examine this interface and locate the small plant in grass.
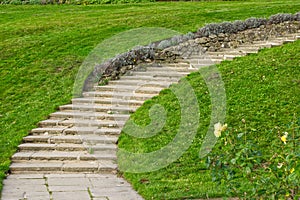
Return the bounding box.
[206,116,300,199]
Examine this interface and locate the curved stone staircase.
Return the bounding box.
[1,32,299,200]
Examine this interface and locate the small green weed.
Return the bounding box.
[207,116,299,199]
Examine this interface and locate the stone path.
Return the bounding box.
[1,32,299,200]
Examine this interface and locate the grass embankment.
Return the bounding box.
[0,0,300,195]
[119,40,300,198]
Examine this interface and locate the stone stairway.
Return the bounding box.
[1,32,299,200]
[9,65,197,174]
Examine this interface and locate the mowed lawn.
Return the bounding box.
[1,0,300,196]
[119,40,300,199]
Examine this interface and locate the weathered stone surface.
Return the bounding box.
[51,191,90,200]
[47,177,91,186]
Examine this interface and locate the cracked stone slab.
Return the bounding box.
[51,191,91,200]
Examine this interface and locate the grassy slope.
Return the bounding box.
[119,40,300,199]
[0,0,300,194]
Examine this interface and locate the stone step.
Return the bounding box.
[59,104,137,113]
[30,127,67,134]
[270,37,295,41]
[166,61,190,67]
[85,143,117,152]
[185,56,214,60]
[129,71,189,78]
[23,135,118,144]
[10,160,117,173]
[239,42,281,50]
[279,33,299,39]
[12,151,117,162]
[109,79,173,88]
[93,85,164,94]
[187,58,218,66]
[18,142,116,152]
[205,51,245,61]
[246,41,277,48]
[30,127,121,136]
[233,47,259,54]
[24,135,83,144]
[137,66,198,73]
[18,143,86,151]
[119,75,180,82]
[50,111,130,121]
[81,135,118,144]
[207,51,247,56]
[65,127,121,136]
[82,91,156,101]
[250,41,274,48]
[37,119,66,128]
[60,119,125,129]
[72,97,144,106]
[262,41,283,47]
[282,39,296,44]
[38,119,125,129]
[208,57,223,63]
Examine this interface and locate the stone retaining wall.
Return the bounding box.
[164,20,300,58]
[85,12,300,88]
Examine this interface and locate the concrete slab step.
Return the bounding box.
[30,127,122,136]
[279,33,299,39]
[18,143,87,151]
[82,91,156,101]
[50,111,130,121]
[205,51,245,61]
[129,71,189,78]
[233,48,259,54]
[119,75,180,82]
[109,79,173,87]
[239,42,281,50]
[36,119,64,127]
[23,135,118,144]
[270,37,295,41]
[81,135,118,144]
[85,143,117,152]
[59,104,137,113]
[207,51,247,56]
[187,58,218,66]
[137,66,198,73]
[58,119,125,128]
[264,41,283,47]
[37,119,67,128]
[282,39,296,44]
[30,127,66,134]
[94,128,121,136]
[10,160,117,173]
[72,97,144,106]
[165,62,190,67]
[12,151,117,162]
[64,127,121,136]
[242,41,272,48]
[212,58,227,64]
[18,142,116,152]
[24,135,83,144]
[12,151,90,161]
[93,85,163,94]
[38,119,125,129]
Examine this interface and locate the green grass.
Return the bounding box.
[0,0,300,195]
[119,40,300,199]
